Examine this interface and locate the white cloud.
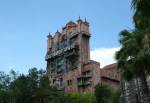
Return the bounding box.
[90,47,120,68]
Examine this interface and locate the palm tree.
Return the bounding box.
[132,0,150,29]
[116,0,150,102]
[115,28,150,103]
[132,0,150,16]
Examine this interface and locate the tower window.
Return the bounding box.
[67,80,72,86]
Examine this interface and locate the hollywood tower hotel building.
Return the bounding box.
[45,18,101,92]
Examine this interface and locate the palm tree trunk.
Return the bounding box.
[135,77,142,102]
[140,72,150,103]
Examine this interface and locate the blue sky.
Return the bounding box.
[0,0,133,73]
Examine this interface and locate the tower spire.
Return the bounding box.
[47,32,52,38]
[84,17,89,25]
[77,16,82,23]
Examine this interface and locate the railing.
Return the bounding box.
[77,79,92,86]
[77,71,92,87]
[82,73,92,78]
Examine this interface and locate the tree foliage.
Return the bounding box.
[94,84,119,103]
[116,28,150,80]
[0,69,119,103]
[132,0,150,29]
[116,0,150,102]
[63,92,96,103]
[0,68,54,103]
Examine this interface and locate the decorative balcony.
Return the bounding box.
[65,49,78,58]
[82,73,92,78]
[82,70,92,78]
[77,80,92,86]
[77,76,92,87]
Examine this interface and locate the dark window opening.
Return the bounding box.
[67,80,72,86]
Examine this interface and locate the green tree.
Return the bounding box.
[132,0,150,29]
[116,28,150,102]
[132,0,150,13]
[0,90,10,103]
[9,74,32,103]
[62,92,96,103]
[116,0,150,102]
[0,68,56,103]
[112,91,120,103]
[10,69,18,81]
[94,84,115,103]
[0,71,10,90]
[0,71,11,103]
